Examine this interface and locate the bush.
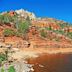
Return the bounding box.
[1,68,4,72]
[0,14,4,25]
[3,13,14,24]
[67,32,72,39]
[8,66,15,72]
[3,28,15,37]
[16,20,30,35]
[59,23,68,29]
[15,16,31,32]
[45,26,52,31]
[0,13,18,28]
[53,30,65,35]
[19,21,29,33]
[3,15,10,23]
[15,31,21,37]
[40,29,47,38]
[0,53,7,66]
[0,53,7,62]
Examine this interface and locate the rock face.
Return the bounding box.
[0,9,72,48]
[0,37,5,42]
[15,9,36,20]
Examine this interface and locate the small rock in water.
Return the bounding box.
[30,68,34,71]
[39,64,44,67]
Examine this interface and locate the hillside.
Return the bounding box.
[0,9,72,48]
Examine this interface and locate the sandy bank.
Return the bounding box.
[21,48,72,54]
[1,48,72,60]
[10,48,72,60]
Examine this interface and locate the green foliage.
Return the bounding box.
[15,18,31,34]
[0,53,7,67]
[8,66,15,72]
[15,31,21,37]
[3,13,18,24]
[11,14,18,25]
[16,16,30,30]
[4,50,9,60]
[67,32,72,39]
[17,21,30,34]
[1,68,4,72]
[0,13,18,25]
[0,14,4,19]
[53,30,65,35]
[3,14,12,24]
[0,14,4,24]
[3,28,15,37]
[0,49,10,67]
[40,29,47,38]
[16,21,30,40]
[59,23,68,29]
[4,16,10,23]
[0,53,7,62]
[45,26,52,31]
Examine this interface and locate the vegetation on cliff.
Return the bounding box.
[0,9,72,47]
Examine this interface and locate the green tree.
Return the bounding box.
[18,21,30,34]
[14,20,30,40]
[15,16,31,30]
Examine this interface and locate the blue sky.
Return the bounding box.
[0,0,72,23]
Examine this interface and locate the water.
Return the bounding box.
[28,53,72,72]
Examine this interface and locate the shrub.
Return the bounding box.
[3,28,15,37]
[3,14,14,24]
[67,32,72,39]
[15,31,21,37]
[19,21,29,33]
[8,66,15,72]
[53,30,65,35]
[3,15,10,23]
[0,14,4,25]
[46,26,52,31]
[40,29,47,38]
[0,53,7,66]
[15,16,31,32]
[16,20,30,35]
[1,68,4,72]
[0,13,18,28]
[59,23,68,29]
[0,53,7,62]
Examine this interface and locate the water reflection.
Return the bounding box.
[28,53,72,72]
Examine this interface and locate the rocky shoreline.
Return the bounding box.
[0,59,34,72]
[1,47,72,72]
